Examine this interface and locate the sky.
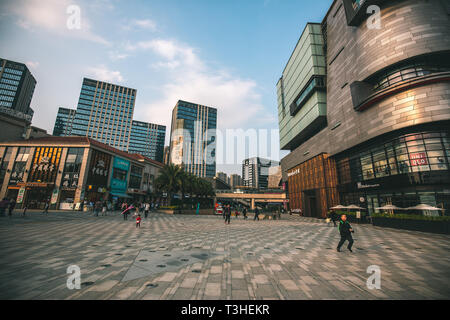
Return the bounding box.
[0,0,333,175]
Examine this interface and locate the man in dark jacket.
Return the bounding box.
[337,214,354,252]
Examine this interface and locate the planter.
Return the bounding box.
[175,209,214,215]
[372,217,450,234]
[160,209,175,215]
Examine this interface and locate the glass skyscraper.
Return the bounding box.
[53,107,76,136]
[71,78,136,151]
[129,120,166,163]
[0,58,36,122]
[169,100,217,178]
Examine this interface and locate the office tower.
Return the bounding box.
[71,78,136,151]
[215,172,228,183]
[0,58,36,118]
[242,157,280,189]
[169,100,217,178]
[278,0,450,218]
[53,107,76,136]
[129,120,166,163]
[229,173,242,189]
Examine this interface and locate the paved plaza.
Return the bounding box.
[0,211,449,300]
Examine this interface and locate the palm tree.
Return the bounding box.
[154,164,183,206]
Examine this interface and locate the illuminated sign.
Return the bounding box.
[410,152,428,166]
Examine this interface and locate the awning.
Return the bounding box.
[110,192,133,199]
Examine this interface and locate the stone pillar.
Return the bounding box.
[251,198,255,210]
[74,147,91,205]
[0,147,18,200]
[53,147,68,210]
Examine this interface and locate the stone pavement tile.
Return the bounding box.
[279,280,299,291]
[231,289,249,300]
[210,266,222,274]
[231,270,244,279]
[157,272,178,282]
[253,274,269,284]
[170,288,194,300]
[204,283,221,296]
[255,284,277,298]
[114,287,139,300]
[180,277,198,289]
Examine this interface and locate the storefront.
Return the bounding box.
[287,153,340,218]
[335,126,450,215]
[23,146,62,209]
[59,147,85,210]
[84,149,111,203]
[109,156,131,204]
[128,164,144,202]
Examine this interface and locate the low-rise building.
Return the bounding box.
[0,136,163,210]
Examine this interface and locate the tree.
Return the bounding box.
[154,164,183,206]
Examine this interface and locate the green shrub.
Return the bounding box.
[372,213,450,221]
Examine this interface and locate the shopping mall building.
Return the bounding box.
[277,0,450,218]
[0,136,163,210]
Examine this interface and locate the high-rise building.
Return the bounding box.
[53,107,76,136]
[215,172,228,183]
[242,157,280,189]
[229,173,242,189]
[71,78,136,151]
[278,0,450,218]
[169,100,217,178]
[129,120,166,163]
[0,58,36,118]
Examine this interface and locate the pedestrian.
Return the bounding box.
[0,198,8,216]
[107,201,112,215]
[102,201,107,216]
[337,214,354,252]
[222,204,226,220]
[8,199,16,218]
[43,200,50,214]
[224,204,231,225]
[136,214,141,228]
[243,208,248,220]
[22,202,28,217]
[235,209,239,219]
[253,207,259,221]
[331,210,338,227]
[144,202,150,219]
[94,200,101,216]
[122,204,134,220]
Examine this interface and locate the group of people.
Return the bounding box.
[222,205,266,224]
[119,201,158,228]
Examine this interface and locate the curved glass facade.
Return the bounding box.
[335,123,450,215]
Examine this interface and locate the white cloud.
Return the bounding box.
[130,39,273,136]
[2,0,110,45]
[108,51,129,61]
[86,65,124,83]
[25,61,40,70]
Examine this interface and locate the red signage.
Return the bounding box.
[410,152,428,166]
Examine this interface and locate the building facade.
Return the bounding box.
[70,78,136,151]
[0,58,37,142]
[169,100,217,177]
[278,0,450,218]
[129,120,166,163]
[0,58,36,117]
[53,107,76,136]
[242,157,280,190]
[0,136,163,210]
[229,174,242,189]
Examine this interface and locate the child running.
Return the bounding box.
[136,214,142,228]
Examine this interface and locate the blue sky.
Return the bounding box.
[0,0,333,174]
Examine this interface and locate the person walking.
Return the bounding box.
[253,207,259,221]
[136,214,142,228]
[144,202,150,219]
[94,200,101,217]
[243,208,248,220]
[8,199,16,218]
[337,214,354,252]
[101,201,107,216]
[43,200,50,214]
[122,203,134,220]
[224,204,231,225]
[331,210,338,227]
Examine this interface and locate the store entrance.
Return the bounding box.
[25,187,53,209]
[303,190,319,218]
